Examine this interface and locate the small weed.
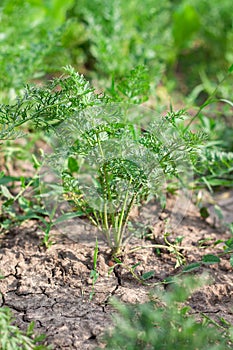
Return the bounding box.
[39,220,55,249]
[0,169,43,233]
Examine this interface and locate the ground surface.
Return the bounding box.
[0,191,233,349]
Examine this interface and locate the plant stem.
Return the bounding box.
[184,72,231,131]
[115,178,133,250]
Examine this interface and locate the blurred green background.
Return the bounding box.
[1,0,232,99]
[0,0,232,154]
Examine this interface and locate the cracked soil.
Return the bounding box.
[1,192,233,349]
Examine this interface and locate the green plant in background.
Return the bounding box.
[0,157,58,247]
[182,65,233,190]
[100,277,233,350]
[170,0,233,97]
[0,0,86,102]
[179,0,233,68]
[107,65,150,104]
[1,0,232,102]
[68,0,173,82]
[172,3,200,51]
[195,147,233,189]
[65,0,233,98]
[0,169,41,233]
[0,306,50,350]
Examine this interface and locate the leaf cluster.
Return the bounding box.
[101,277,233,350]
[0,66,105,140]
[196,147,233,188]
[0,306,50,350]
[0,0,84,100]
[69,0,172,79]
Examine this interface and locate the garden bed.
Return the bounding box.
[1,194,233,349]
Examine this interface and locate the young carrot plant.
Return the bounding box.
[3,66,229,258]
[46,104,203,256]
[0,65,206,254]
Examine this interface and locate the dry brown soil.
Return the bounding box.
[1,192,233,349]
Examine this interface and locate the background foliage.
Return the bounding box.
[1,0,232,99]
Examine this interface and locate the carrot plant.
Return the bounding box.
[46,103,203,255]
[0,66,232,256]
[37,66,233,256]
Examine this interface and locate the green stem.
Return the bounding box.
[201,313,225,330]
[184,72,230,131]
[115,178,133,250]
[120,191,138,242]
[96,136,114,246]
[14,174,38,202]
[5,100,67,132]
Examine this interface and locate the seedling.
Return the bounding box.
[39,216,56,249]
